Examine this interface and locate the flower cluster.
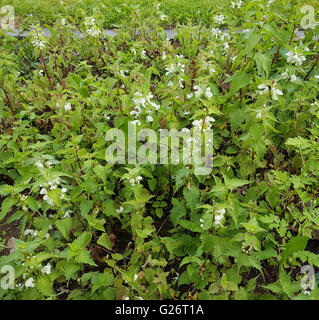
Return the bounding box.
[130,92,160,126]
[231,0,242,8]
[214,208,226,227]
[214,15,226,25]
[31,38,46,49]
[84,17,101,38]
[257,83,283,100]
[285,50,306,66]
[39,177,67,206]
[130,176,143,186]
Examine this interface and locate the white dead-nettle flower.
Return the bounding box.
[231,0,242,8]
[214,208,226,227]
[194,85,203,98]
[116,206,123,214]
[183,111,190,115]
[223,42,230,51]
[64,102,72,111]
[141,50,147,59]
[39,70,44,76]
[61,18,67,26]
[187,93,193,99]
[214,15,225,25]
[192,119,203,129]
[136,176,143,182]
[179,78,184,88]
[84,17,96,26]
[285,50,306,66]
[146,115,154,123]
[160,14,166,21]
[208,63,216,75]
[41,263,51,275]
[134,274,138,281]
[168,81,174,87]
[104,114,110,120]
[86,26,101,38]
[132,48,136,55]
[181,128,190,133]
[290,74,297,82]
[257,84,269,95]
[162,51,166,60]
[131,119,141,126]
[35,161,44,169]
[205,116,215,127]
[24,229,38,237]
[271,85,283,100]
[314,75,319,80]
[130,179,136,186]
[205,87,213,99]
[64,210,72,218]
[256,112,263,119]
[165,64,177,75]
[31,38,46,49]
[25,278,35,288]
[281,68,289,79]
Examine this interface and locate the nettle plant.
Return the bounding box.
[0,0,319,300]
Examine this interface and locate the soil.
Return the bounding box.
[0,210,20,256]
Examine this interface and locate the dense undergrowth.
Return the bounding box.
[1,0,319,300]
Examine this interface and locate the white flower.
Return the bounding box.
[86,26,101,38]
[181,128,190,133]
[194,85,203,98]
[130,179,136,186]
[214,15,225,25]
[136,176,143,182]
[165,64,177,75]
[257,84,269,95]
[160,14,166,21]
[205,116,215,126]
[162,51,166,60]
[231,0,242,8]
[187,93,193,99]
[25,278,35,288]
[290,74,297,82]
[146,115,154,123]
[116,206,123,214]
[205,87,213,99]
[64,210,72,218]
[61,19,66,26]
[192,119,203,129]
[285,50,306,66]
[131,120,141,126]
[35,161,44,169]
[271,86,283,100]
[31,38,46,49]
[41,263,51,275]
[64,102,72,111]
[40,188,47,195]
[256,112,263,119]
[39,70,44,76]
[61,188,67,193]
[315,75,319,80]
[179,79,184,88]
[134,274,138,281]
[281,68,289,79]
[24,229,37,237]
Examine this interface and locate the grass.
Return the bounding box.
[1,0,319,29]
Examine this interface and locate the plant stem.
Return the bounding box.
[0,83,15,117]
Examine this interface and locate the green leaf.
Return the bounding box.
[228,71,251,96]
[282,236,309,261]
